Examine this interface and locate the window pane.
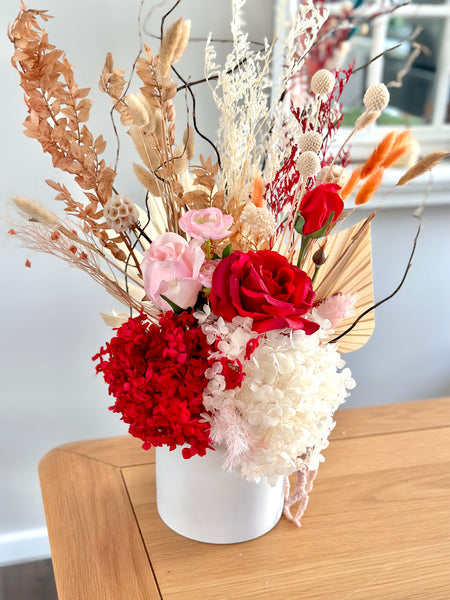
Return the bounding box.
[382,17,444,124]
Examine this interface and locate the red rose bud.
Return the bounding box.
[299,183,344,237]
[209,250,319,334]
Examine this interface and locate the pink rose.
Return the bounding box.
[141,233,205,311]
[179,208,233,241]
[198,260,219,287]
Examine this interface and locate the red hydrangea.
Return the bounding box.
[93,312,214,458]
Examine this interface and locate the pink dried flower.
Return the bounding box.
[179,207,233,241]
[313,293,357,328]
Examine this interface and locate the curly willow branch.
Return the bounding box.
[330,211,422,345]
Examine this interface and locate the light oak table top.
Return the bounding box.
[39,398,450,600]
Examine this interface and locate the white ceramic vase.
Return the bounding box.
[155,445,285,544]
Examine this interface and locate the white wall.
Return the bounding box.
[344,205,450,406]
[1,0,449,566]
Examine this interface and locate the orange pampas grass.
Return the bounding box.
[251,174,264,208]
[360,131,396,179]
[340,167,361,200]
[382,130,412,168]
[354,168,384,206]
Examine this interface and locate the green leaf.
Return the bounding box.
[294,213,305,235]
[222,243,232,258]
[306,212,335,240]
[212,252,220,260]
[160,294,183,314]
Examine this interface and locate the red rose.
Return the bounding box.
[209,250,319,334]
[299,183,344,236]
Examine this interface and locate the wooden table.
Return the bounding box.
[39,398,450,600]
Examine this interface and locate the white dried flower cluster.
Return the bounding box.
[194,309,355,485]
[240,203,276,240]
[104,195,139,233]
[363,83,390,112]
[316,165,349,187]
[311,69,335,96]
[204,1,271,202]
[297,150,320,177]
[299,131,323,153]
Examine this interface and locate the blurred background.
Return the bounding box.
[1,0,449,567]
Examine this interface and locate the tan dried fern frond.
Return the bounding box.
[6,6,148,270]
[9,6,116,212]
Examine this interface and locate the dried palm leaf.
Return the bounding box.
[302,217,375,353]
[140,195,168,240]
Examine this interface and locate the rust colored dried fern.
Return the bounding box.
[7,4,131,262]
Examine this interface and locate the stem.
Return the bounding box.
[286,178,307,260]
[172,65,222,168]
[205,240,211,260]
[297,236,310,268]
[311,265,320,285]
[133,224,152,244]
[325,127,356,177]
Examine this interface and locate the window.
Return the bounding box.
[338,0,450,160]
[274,0,450,205]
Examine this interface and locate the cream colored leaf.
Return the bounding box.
[100,311,130,328]
[302,218,375,353]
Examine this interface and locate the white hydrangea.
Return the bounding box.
[194,310,355,485]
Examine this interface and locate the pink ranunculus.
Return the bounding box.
[141,232,205,311]
[178,207,233,241]
[198,260,219,287]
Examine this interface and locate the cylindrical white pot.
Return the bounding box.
[155,445,285,544]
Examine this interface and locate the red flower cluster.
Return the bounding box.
[93,312,214,458]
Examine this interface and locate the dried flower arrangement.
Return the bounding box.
[8,0,448,526]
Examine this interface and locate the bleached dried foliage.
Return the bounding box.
[205,0,274,211]
[9,210,159,322]
[259,0,328,183]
